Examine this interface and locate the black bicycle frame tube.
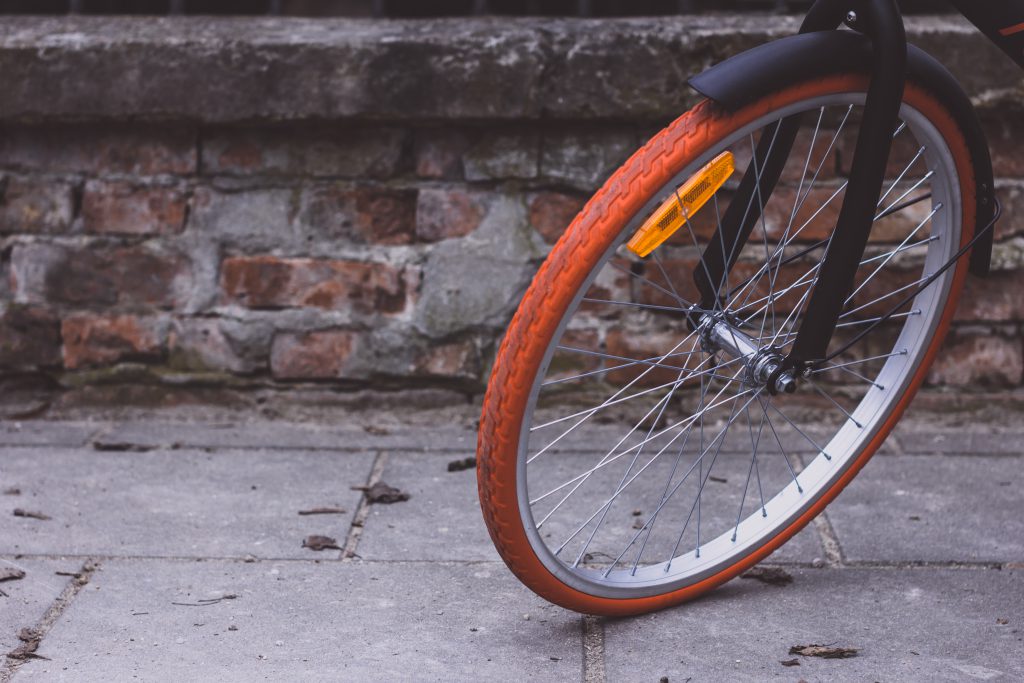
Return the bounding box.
[693,0,862,312]
[949,0,1024,70]
[695,0,908,371]
[784,0,907,369]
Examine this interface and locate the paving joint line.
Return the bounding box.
[0,558,99,682]
[581,615,606,683]
[793,453,845,568]
[341,451,388,562]
[811,510,845,568]
[887,432,905,455]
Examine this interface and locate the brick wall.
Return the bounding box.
[0,16,1022,396]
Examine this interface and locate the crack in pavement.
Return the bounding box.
[1,559,99,682]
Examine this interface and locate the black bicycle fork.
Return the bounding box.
[694,0,912,381]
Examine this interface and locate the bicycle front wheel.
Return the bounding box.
[477,73,979,616]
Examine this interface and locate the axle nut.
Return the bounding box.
[774,372,797,395]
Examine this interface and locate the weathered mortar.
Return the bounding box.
[0,15,1022,394]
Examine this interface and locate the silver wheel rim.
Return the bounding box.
[515,92,962,599]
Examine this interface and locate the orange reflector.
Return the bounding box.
[626,151,734,258]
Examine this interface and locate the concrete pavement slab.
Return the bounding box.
[0,447,373,560]
[603,566,1023,682]
[826,455,1024,563]
[892,426,1024,455]
[357,452,499,562]
[0,558,76,654]
[13,559,581,683]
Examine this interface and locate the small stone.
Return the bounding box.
[811,557,825,569]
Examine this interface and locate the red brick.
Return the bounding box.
[414,339,480,380]
[416,188,485,242]
[61,314,167,370]
[0,125,195,176]
[955,271,1024,322]
[11,243,192,310]
[300,185,417,246]
[414,129,468,179]
[837,125,931,181]
[845,266,922,319]
[270,329,357,380]
[927,332,1023,387]
[605,326,703,387]
[0,306,61,368]
[578,257,632,314]
[994,182,1024,241]
[464,129,539,181]
[981,115,1024,177]
[528,192,585,244]
[353,187,417,245]
[632,256,703,311]
[778,127,844,183]
[544,329,601,382]
[82,181,187,236]
[220,256,406,314]
[0,178,75,234]
[167,318,268,374]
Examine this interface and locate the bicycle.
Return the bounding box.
[475,0,1020,616]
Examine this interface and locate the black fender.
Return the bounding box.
[689,31,995,276]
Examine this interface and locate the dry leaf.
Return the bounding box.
[741,566,793,586]
[352,482,411,504]
[13,508,51,521]
[780,658,801,667]
[0,567,26,583]
[302,535,342,551]
[447,457,476,472]
[171,594,239,607]
[789,644,859,659]
[297,507,346,516]
[6,628,46,660]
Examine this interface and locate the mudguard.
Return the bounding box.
[689,30,996,276]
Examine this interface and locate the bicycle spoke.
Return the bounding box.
[805,377,864,429]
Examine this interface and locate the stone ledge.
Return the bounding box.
[0,15,1019,123]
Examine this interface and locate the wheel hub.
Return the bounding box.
[697,314,797,395]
